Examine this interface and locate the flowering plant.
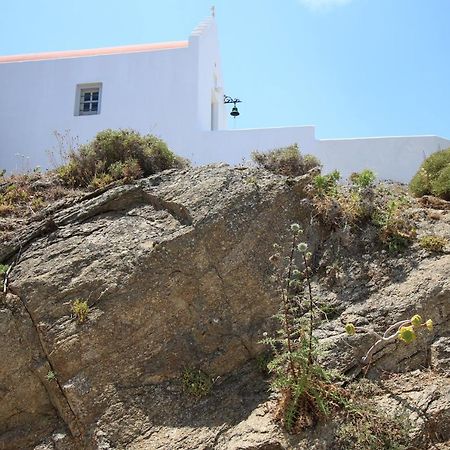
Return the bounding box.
[344,314,433,366]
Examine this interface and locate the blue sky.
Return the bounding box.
[1,0,449,139]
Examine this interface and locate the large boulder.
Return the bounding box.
[2,165,311,448]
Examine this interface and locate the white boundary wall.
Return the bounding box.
[1,16,449,183]
[192,126,317,165]
[316,135,450,183]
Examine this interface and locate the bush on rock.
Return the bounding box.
[57,129,188,188]
[409,148,450,200]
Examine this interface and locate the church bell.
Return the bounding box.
[230,105,240,117]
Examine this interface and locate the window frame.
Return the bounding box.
[74,82,102,116]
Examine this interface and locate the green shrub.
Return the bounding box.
[57,129,188,188]
[108,158,143,182]
[313,170,341,197]
[349,169,376,190]
[252,144,321,177]
[432,164,450,199]
[409,148,450,200]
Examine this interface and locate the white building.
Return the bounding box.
[0,15,449,182]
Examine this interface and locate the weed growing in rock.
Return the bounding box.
[335,404,411,450]
[349,169,376,190]
[255,352,272,376]
[71,299,89,323]
[261,224,347,432]
[311,170,417,252]
[181,368,213,398]
[313,170,341,198]
[372,197,416,253]
[0,264,8,277]
[345,314,433,367]
[46,370,57,382]
[0,171,82,223]
[0,183,31,216]
[252,144,321,177]
[0,264,9,290]
[419,235,448,253]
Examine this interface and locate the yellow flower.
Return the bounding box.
[398,325,416,344]
[411,314,422,327]
[345,323,356,336]
[425,319,433,331]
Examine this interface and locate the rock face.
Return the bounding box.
[1,165,312,449]
[1,164,449,450]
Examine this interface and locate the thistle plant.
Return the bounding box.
[262,224,347,432]
[344,314,433,366]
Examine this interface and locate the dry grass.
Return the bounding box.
[0,171,83,242]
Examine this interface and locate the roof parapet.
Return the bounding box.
[0,41,188,64]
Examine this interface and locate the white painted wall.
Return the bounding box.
[189,18,227,132]
[1,16,449,183]
[317,135,450,183]
[0,44,200,171]
[192,126,317,165]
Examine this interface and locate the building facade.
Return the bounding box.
[1,16,449,182]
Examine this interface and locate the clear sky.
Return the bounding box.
[1,0,449,139]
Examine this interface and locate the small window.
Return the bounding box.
[75,83,102,116]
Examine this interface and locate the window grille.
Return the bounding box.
[79,88,100,115]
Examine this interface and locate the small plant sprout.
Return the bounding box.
[345,323,356,336]
[46,370,57,382]
[71,299,89,323]
[410,314,422,327]
[345,314,433,366]
[181,368,213,398]
[1,264,11,293]
[398,325,416,344]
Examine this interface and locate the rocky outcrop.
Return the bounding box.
[1,165,313,449]
[1,164,449,449]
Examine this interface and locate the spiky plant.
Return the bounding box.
[262,224,347,432]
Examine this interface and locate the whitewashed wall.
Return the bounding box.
[316,135,450,183]
[193,126,317,165]
[0,44,199,172]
